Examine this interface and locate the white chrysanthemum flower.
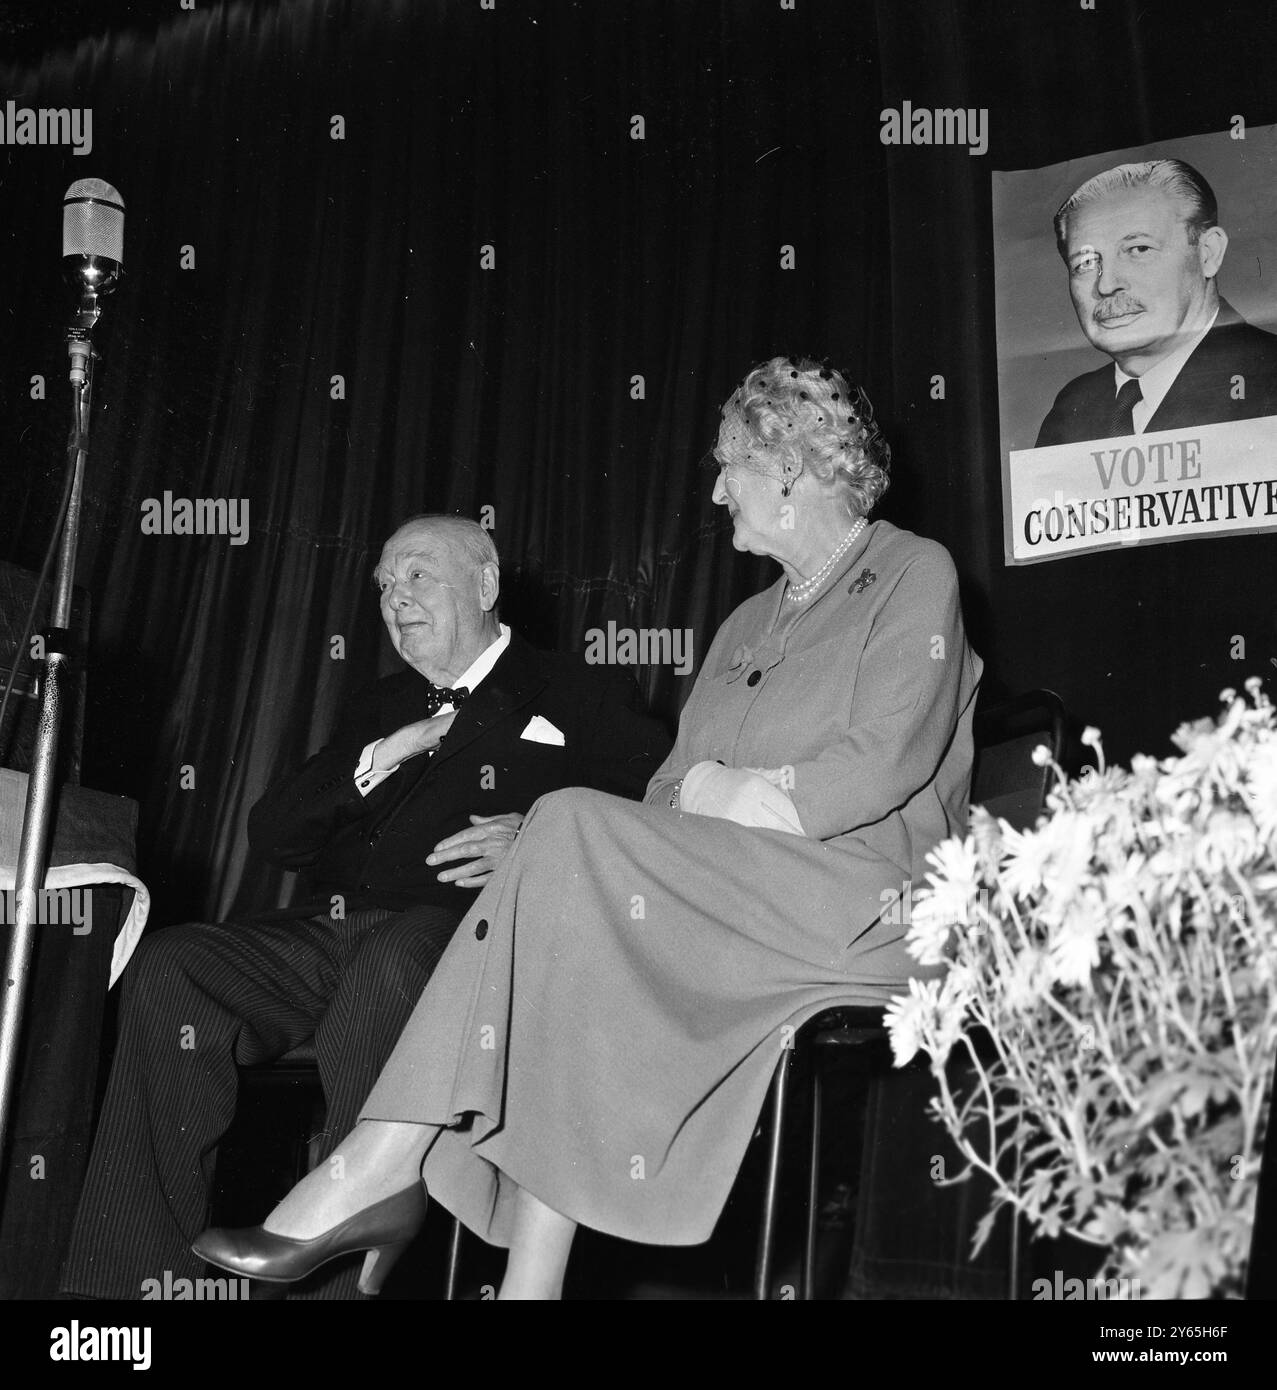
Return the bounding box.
[1003,947,1047,1013]
[968,805,1005,873]
[1170,704,1250,803]
[1039,810,1095,904]
[1195,809,1260,875]
[1101,852,1149,913]
[1002,824,1051,897]
[1048,891,1106,990]
[906,888,957,965]
[925,835,980,893]
[941,962,979,1002]
[884,976,942,1067]
[1242,738,1277,840]
[1130,753,1159,780]
[1170,714,1221,757]
[883,991,920,1066]
[932,990,973,1060]
[1073,768,1139,846]
[1145,844,1189,896]
[906,837,980,963]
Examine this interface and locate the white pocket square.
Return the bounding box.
[520,715,566,746]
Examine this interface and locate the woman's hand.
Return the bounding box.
[427,811,525,887]
[743,766,794,791]
[679,762,805,835]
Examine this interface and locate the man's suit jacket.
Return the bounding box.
[248,631,671,914]
[1035,299,1277,447]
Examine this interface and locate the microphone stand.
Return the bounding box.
[0,301,100,1170]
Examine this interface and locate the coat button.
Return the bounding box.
[475,919,489,941]
[747,670,761,687]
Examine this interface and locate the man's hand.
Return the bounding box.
[426,811,525,888]
[372,711,458,771]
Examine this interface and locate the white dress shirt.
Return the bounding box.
[1114,305,1218,433]
[353,623,511,796]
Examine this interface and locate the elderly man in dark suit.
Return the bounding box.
[1036,158,1277,447]
[60,514,670,1299]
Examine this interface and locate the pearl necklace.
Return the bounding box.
[785,517,867,604]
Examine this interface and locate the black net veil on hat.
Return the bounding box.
[703,357,892,490]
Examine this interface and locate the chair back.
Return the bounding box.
[971,689,1067,832]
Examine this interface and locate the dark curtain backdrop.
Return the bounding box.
[1,0,1275,925]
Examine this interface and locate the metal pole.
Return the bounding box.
[0,343,92,1169]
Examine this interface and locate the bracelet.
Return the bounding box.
[669,778,683,810]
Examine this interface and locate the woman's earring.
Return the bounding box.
[780,478,793,498]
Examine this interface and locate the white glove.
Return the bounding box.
[679,761,806,835]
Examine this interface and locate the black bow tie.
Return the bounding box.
[421,682,470,717]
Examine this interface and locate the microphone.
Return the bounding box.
[62,177,125,311]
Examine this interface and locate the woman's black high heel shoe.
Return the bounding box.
[192,1184,427,1295]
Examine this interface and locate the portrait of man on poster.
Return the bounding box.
[1035,157,1277,447]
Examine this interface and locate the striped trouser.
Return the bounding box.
[59,903,461,1300]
